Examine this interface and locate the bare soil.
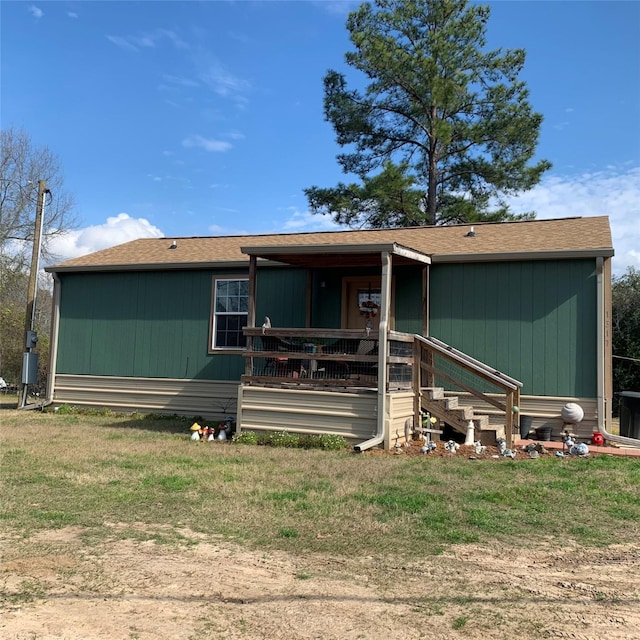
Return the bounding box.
[2,521,639,640]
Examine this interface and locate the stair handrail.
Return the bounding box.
[416,336,521,391]
[423,336,523,390]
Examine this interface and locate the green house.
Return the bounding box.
[45,216,615,449]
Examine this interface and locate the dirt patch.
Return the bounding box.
[2,526,639,639]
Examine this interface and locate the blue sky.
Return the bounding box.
[2,0,639,275]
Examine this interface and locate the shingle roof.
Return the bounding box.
[48,216,613,272]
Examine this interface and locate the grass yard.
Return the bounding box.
[1,405,639,639]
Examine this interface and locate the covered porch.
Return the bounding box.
[236,242,521,450]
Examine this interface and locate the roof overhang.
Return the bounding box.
[432,248,615,263]
[240,242,431,268]
[46,260,252,274]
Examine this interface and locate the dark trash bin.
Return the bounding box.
[519,415,533,439]
[618,391,640,439]
[534,426,553,441]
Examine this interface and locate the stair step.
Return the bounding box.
[443,396,458,410]
[420,394,507,446]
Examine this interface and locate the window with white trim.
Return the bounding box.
[211,278,248,349]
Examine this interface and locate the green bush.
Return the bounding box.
[233,431,259,445]
[233,430,348,451]
[318,434,349,450]
[53,404,78,415]
[269,431,300,448]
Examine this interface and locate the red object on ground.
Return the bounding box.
[591,432,605,446]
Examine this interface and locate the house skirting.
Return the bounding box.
[237,385,416,449]
[52,374,239,420]
[53,375,598,447]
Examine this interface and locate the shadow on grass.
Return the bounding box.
[103,415,195,435]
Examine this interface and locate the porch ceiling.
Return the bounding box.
[240,242,431,268]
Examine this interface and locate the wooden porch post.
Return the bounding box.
[245,255,257,377]
[379,251,392,448]
[423,264,429,338]
[505,390,514,449]
[413,338,422,430]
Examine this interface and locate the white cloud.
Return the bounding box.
[200,62,249,97]
[28,5,43,18]
[312,0,360,15]
[67,11,78,19]
[280,209,342,232]
[47,213,164,264]
[106,29,187,53]
[504,166,640,276]
[106,35,138,52]
[160,74,199,89]
[182,135,232,152]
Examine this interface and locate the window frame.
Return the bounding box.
[209,275,249,353]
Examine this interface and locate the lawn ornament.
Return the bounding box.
[444,440,459,454]
[474,440,486,455]
[561,429,576,454]
[570,442,589,457]
[190,422,202,441]
[496,437,507,454]
[591,431,605,446]
[420,436,437,454]
[464,420,475,445]
[561,402,584,425]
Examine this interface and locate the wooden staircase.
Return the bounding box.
[421,387,505,445]
[414,336,522,448]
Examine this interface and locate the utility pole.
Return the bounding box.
[19,180,47,408]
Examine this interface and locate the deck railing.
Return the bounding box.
[242,327,414,390]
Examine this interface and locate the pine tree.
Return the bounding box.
[306,0,551,227]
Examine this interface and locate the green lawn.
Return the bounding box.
[1,406,639,556]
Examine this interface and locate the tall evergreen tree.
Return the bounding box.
[306,0,551,227]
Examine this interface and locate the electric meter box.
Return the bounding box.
[22,352,39,384]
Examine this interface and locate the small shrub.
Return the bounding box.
[319,434,348,450]
[234,431,259,445]
[269,431,300,448]
[54,404,78,415]
[233,430,348,451]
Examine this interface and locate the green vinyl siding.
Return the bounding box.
[57,268,307,380]
[308,266,425,331]
[393,266,425,335]
[429,259,598,397]
[255,269,307,328]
